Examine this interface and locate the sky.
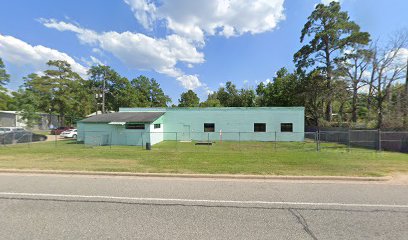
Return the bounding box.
[0,0,407,104]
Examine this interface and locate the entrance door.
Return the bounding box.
[115,125,127,145]
[181,125,191,141]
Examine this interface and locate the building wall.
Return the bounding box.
[0,111,59,129]
[77,122,161,146]
[77,122,112,145]
[0,112,16,127]
[120,107,305,142]
[150,117,164,145]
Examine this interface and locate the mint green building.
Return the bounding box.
[77,107,304,146]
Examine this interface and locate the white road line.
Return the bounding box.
[0,192,407,209]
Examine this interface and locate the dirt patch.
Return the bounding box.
[44,135,69,142]
[389,173,408,184]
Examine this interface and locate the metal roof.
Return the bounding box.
[119,107,305,112]
[80,112,164,123]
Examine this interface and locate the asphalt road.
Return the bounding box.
[0,173,407,239]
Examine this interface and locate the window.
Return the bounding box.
[126,124,145,130]
[154,124,161,129]
[204,123,215,132]
[254,123,266,132]
[280,123,293,132]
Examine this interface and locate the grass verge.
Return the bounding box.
[0,140,407,177]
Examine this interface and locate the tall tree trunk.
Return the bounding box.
[102,81,106,114]
[377,103,383,129]
[325,43,333,122]
[339,101,345,126]
[367,60,376,125]
[352,82,358,123]
[377,73,383,129]
[60,113,65,127]
[325,96,332,122]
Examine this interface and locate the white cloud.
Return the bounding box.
[263,78,271,84]
[381,48,408,69]
[392,48,408,65]
[205,89,214,95]
[92,48,103,55]
[81,55,104,67]
[90,56,104,65]
[380,47,408,81]
[124,0,157,30]
[200,83,213,95]
[40,18,98,44]
[0,34,88,77]
[125,0,286,43]
[176,74,202,89]
[41,19,205,89]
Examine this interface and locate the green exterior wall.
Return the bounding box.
[121,107,305,142]
[77,122,153,146]
[78,107,305,146]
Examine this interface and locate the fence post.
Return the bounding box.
[347,128,351,152]
[378,129,382,152]
[141,132,144,149]
[316,130,320,152]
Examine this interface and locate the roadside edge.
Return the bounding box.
[0,169,391,182]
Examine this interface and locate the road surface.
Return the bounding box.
[0,173,407,239]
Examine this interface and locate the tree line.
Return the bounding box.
[0,2,407,129]
[1,61,171,127]
[189,2,408,129]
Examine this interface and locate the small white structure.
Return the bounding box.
[0,110,59,129]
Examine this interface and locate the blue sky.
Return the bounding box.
[0,0,407,103]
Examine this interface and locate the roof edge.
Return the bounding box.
[120,107,305,112]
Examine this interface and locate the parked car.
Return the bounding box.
[60,129,77,138]
[0,127,25,134]
[0,130,47,144]
[0,127,12,134]
[50,127,74,135]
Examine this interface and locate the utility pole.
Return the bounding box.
[102,67,106,114]
[404,59,408,129]
[95,92,99,115]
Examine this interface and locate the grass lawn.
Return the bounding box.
[0,140,407,177]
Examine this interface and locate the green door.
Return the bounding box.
[181,125,190,141]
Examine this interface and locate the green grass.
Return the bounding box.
[0,140,407,177]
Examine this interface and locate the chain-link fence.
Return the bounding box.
[0,131,44,145]
[317,130,408,153]
[1,129,408,153]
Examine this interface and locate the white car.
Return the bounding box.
[60,129,78,138]
[0,127,25,134]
